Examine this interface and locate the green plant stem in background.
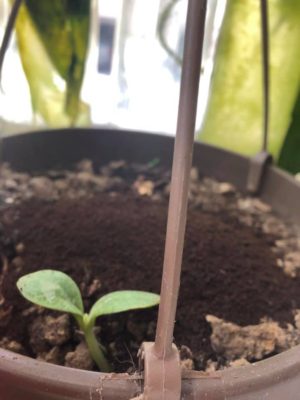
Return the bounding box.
[157,0,182,65]
[198,0,300,160]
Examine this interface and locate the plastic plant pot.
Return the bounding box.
[0,127,300,400]
[1,1,300,399]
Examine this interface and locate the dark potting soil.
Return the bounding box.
[1,190,300,372]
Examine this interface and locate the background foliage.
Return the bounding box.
[15,0,91,126]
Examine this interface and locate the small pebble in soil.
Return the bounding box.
[228,358,250,368]
[0,337,25,354]
[76,159,94,174]
[11,256,24,271]
[37,345,65,365]
[15,242,25,255]
[29,314,71,352]
[21,305,43,317]
[65,341,94,370]
[179,345,194,371]
[133,176,154,196]
[86,278,102,298]
[283,252,300,277]
[30,177,56,200]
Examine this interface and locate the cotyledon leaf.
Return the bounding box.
[17,270,84,317]
[89,291,160,324]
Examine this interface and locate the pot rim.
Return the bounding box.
[1,343,300,398]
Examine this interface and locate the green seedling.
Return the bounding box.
[17,269,160,372]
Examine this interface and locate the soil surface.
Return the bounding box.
[0,160,300,373]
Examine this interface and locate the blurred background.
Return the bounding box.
[0,0,299,174]
[0,0,224,133]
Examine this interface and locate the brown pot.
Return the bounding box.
[0,128,300,400]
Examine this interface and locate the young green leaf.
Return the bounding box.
[17,270,84,316]
[89,290,160,323]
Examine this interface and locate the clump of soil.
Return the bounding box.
[207,313,300,362]
[0,160,300,372]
